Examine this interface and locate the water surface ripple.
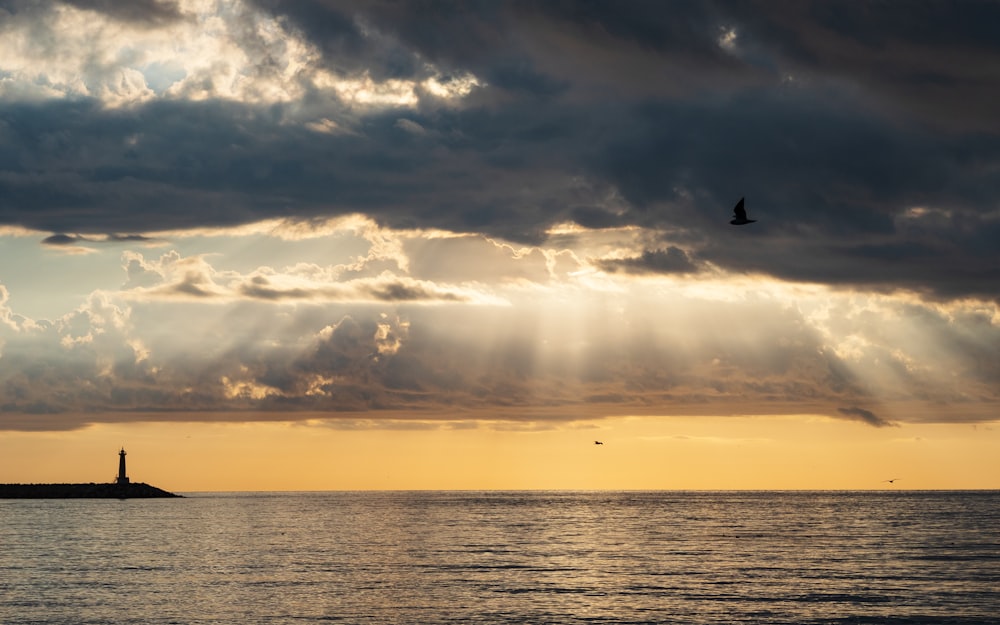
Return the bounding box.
[1,491,997,624]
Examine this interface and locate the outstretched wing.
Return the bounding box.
[733,197,747,220]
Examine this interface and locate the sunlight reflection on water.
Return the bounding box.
[1,491,998,624]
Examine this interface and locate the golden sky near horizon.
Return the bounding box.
[3,415,997,491]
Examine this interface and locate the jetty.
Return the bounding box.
[0,448,181,499]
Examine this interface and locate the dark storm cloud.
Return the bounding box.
[257,0,1000,127]
[720,0,1000,132]
[0,97,588,241]
[2,1,1000,300]
[248,0,423,81]
[250,0,746,95]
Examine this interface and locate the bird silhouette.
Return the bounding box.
[594,441,604,445]
[729,197,756,225]
[883,478,900,484]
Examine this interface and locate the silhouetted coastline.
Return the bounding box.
[0,482,181,498]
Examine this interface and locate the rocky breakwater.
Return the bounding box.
[0,482,181,498]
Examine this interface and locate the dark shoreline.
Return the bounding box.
[0,482,181,498]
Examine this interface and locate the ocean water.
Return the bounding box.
[1,491,997,624]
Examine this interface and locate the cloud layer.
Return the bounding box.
[1,1,998,430]
[1,222,998,431]
[1,1,998,299]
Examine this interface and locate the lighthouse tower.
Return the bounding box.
[116,447,130,485]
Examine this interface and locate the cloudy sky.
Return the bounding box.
[1,0,998,489]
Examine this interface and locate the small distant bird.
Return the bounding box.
[729,197,756,225]
[594,441,604,445]
[883,478,900,484]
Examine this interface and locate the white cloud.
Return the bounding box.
[422,72,482,100]
[717,26,738,51]
[0,0,482,115]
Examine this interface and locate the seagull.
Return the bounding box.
[594,441,604,445]
[729,197,756,225]
[883,478,900,484]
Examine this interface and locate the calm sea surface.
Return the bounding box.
[1,491,998,624]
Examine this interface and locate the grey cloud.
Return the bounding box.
[362,282,463,303]
[167,273,219,298]
[721,1,1000,132]
[248,0,424,82]
[41,233,79,246]
[591,89,1000,300]
[108,234,155,243]
[254,1,746,97]
[58,0,184,26]
[0,1,55,23]
[394,118,426,135]
[42,233,155,246]
[238,276,310,301]
[237,275,469,303]
[0,97,591,242]
[837,406,896,429]
[597,247,699,275]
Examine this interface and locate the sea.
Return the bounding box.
[1,491,997,624]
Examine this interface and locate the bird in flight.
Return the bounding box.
[729,197,756,225]
[594,441,604,445]
[883,478,900,484]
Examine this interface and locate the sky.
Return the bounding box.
[0,0,998,490]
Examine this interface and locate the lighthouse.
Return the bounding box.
[116,447,130,485]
